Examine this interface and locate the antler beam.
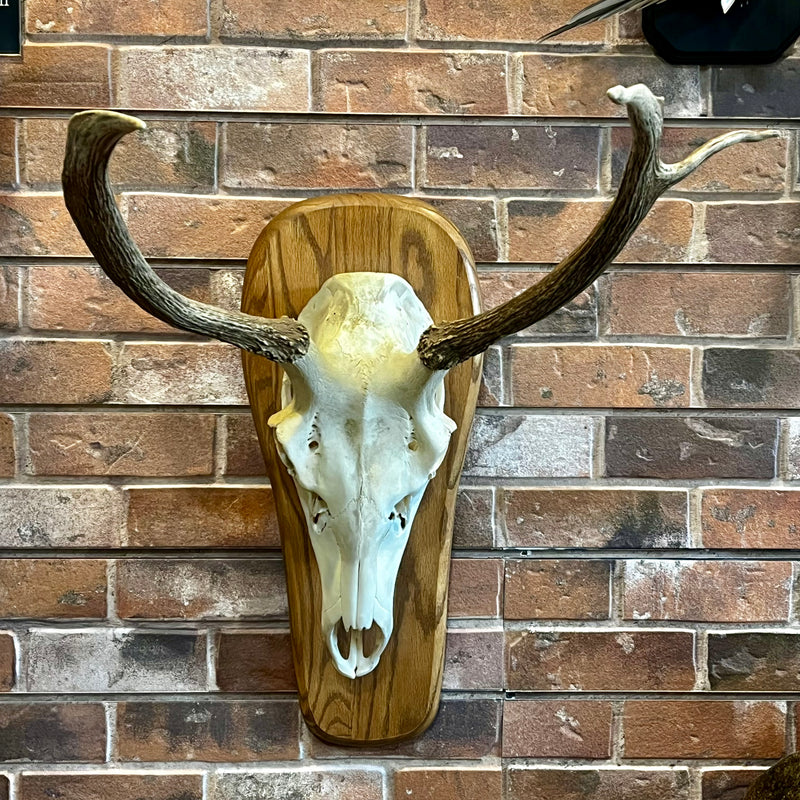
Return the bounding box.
[417,84,780,372]
[62,111,309,363]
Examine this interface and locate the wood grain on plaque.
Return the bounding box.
[241,194,482,745]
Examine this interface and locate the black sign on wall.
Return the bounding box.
[0,0,22,57]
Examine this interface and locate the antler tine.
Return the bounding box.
[62,110,309,364]
[418,84,780,372]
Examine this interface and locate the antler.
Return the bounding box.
[62,111,309,363]
[417,84,780,372]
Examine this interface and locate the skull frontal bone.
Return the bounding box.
[268,273,456,678]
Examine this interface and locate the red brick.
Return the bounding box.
[115,343,247,405]
[0,340,112,404]
[117,559,287,620]
[701,490,800,548]
[0,704,106,761]
[623,701,785,759]
[506,630,695,691]
[703,348,800,408]
[453,488,495,549]
[220,0,406,40]
[604,272,791,338]
[216,631,297,692]
[116,47,310,111]
[0,559,106,618]
[521,55,701,117]
[126,488,280,548]
[22,119,216,192]
[223,122,412,190]
[117,700,299,761]
[504,560,610,620]
[225,414,266,476]
[0,194,88,256]
[503,700,612,758]
[0,119,14,186]
[0,266,18,329]
[394,768,502,800]
[706,203,800,264]
[701,769,764,800]
[125,194,290,259]
[0,44,110,107]
[425,198,498,261]
[508,199,694,263]
[19,774,202,800]
[448,558,501,618]
[0,635,13,691]
[624,560,791,622]
[502,489,688,549]
[510,344,690,408]
[507,768,691,800]
[29,413,215,477]
[443,629,503,690]
[27,0,207,35]
[316,50,509,114]
[0,415,14,477]
[420,0,606,42]
[0,487,124,548]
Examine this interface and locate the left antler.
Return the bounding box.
[417,84,780,372]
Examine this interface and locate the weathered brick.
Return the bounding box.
[424,126,599,190]
[0,44,109,107]
[507,768,691,800]
[223,123,412,190]
[453,488,495,549]
[29,413,215,477]
[709,633,800,692]
[220,0,406,40]
[0,119,14,186]
[216,631,297,692]
[522,55,701,117]
[0,266,18,329]
[23,119,216,191]
[125,194,290,259]
[0,340,112,404]
[701,769,764,800]
[443,629,503,690]
[19,773,203,800]
[605,417,778,479]
[510,345,691,408]
[0,776,7,800]
[478,346,504,407]
[0,704,105,762]
[116,47,310,111]
[787,418,800,481]
[604,272,791,338]
[127,488,279,548]
[611,127,787,194]
[0,487,124,548]
[623,701,785,759]
[0,415,14,477]
[117,700,299,761]
[224,414,265,476]
[624,560,791,622]
[503,700,613,758]
[27,0,207,35]
[117,559,287,620]
[702,490,800,548]
[478,271,596,339]
[502,489,688,549]
[448,558,501,618]
[0,635,13,691]
[394,768,502,800]
[316,51,509,114]
[115,343,246,405]
[712,61,800,117]
[421,197,497,262]
[703,348,800,408]
[506,630,695,691]
[706,203,800,264]
[508,200,694,263]
[212,769,383,800]
[0,194,88,256]
[464,415,593,478]
[27,630,208,692]
[0,559,106,619]
[504,560,611,620]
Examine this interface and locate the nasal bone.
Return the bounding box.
[340,556,378,631]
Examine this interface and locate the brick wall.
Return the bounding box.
[0,0,798,797]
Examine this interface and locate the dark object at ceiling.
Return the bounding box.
[643,0,800,65]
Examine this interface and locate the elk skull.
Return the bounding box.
[61,85,777,679]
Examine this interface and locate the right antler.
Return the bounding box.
[417,84,780,372]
